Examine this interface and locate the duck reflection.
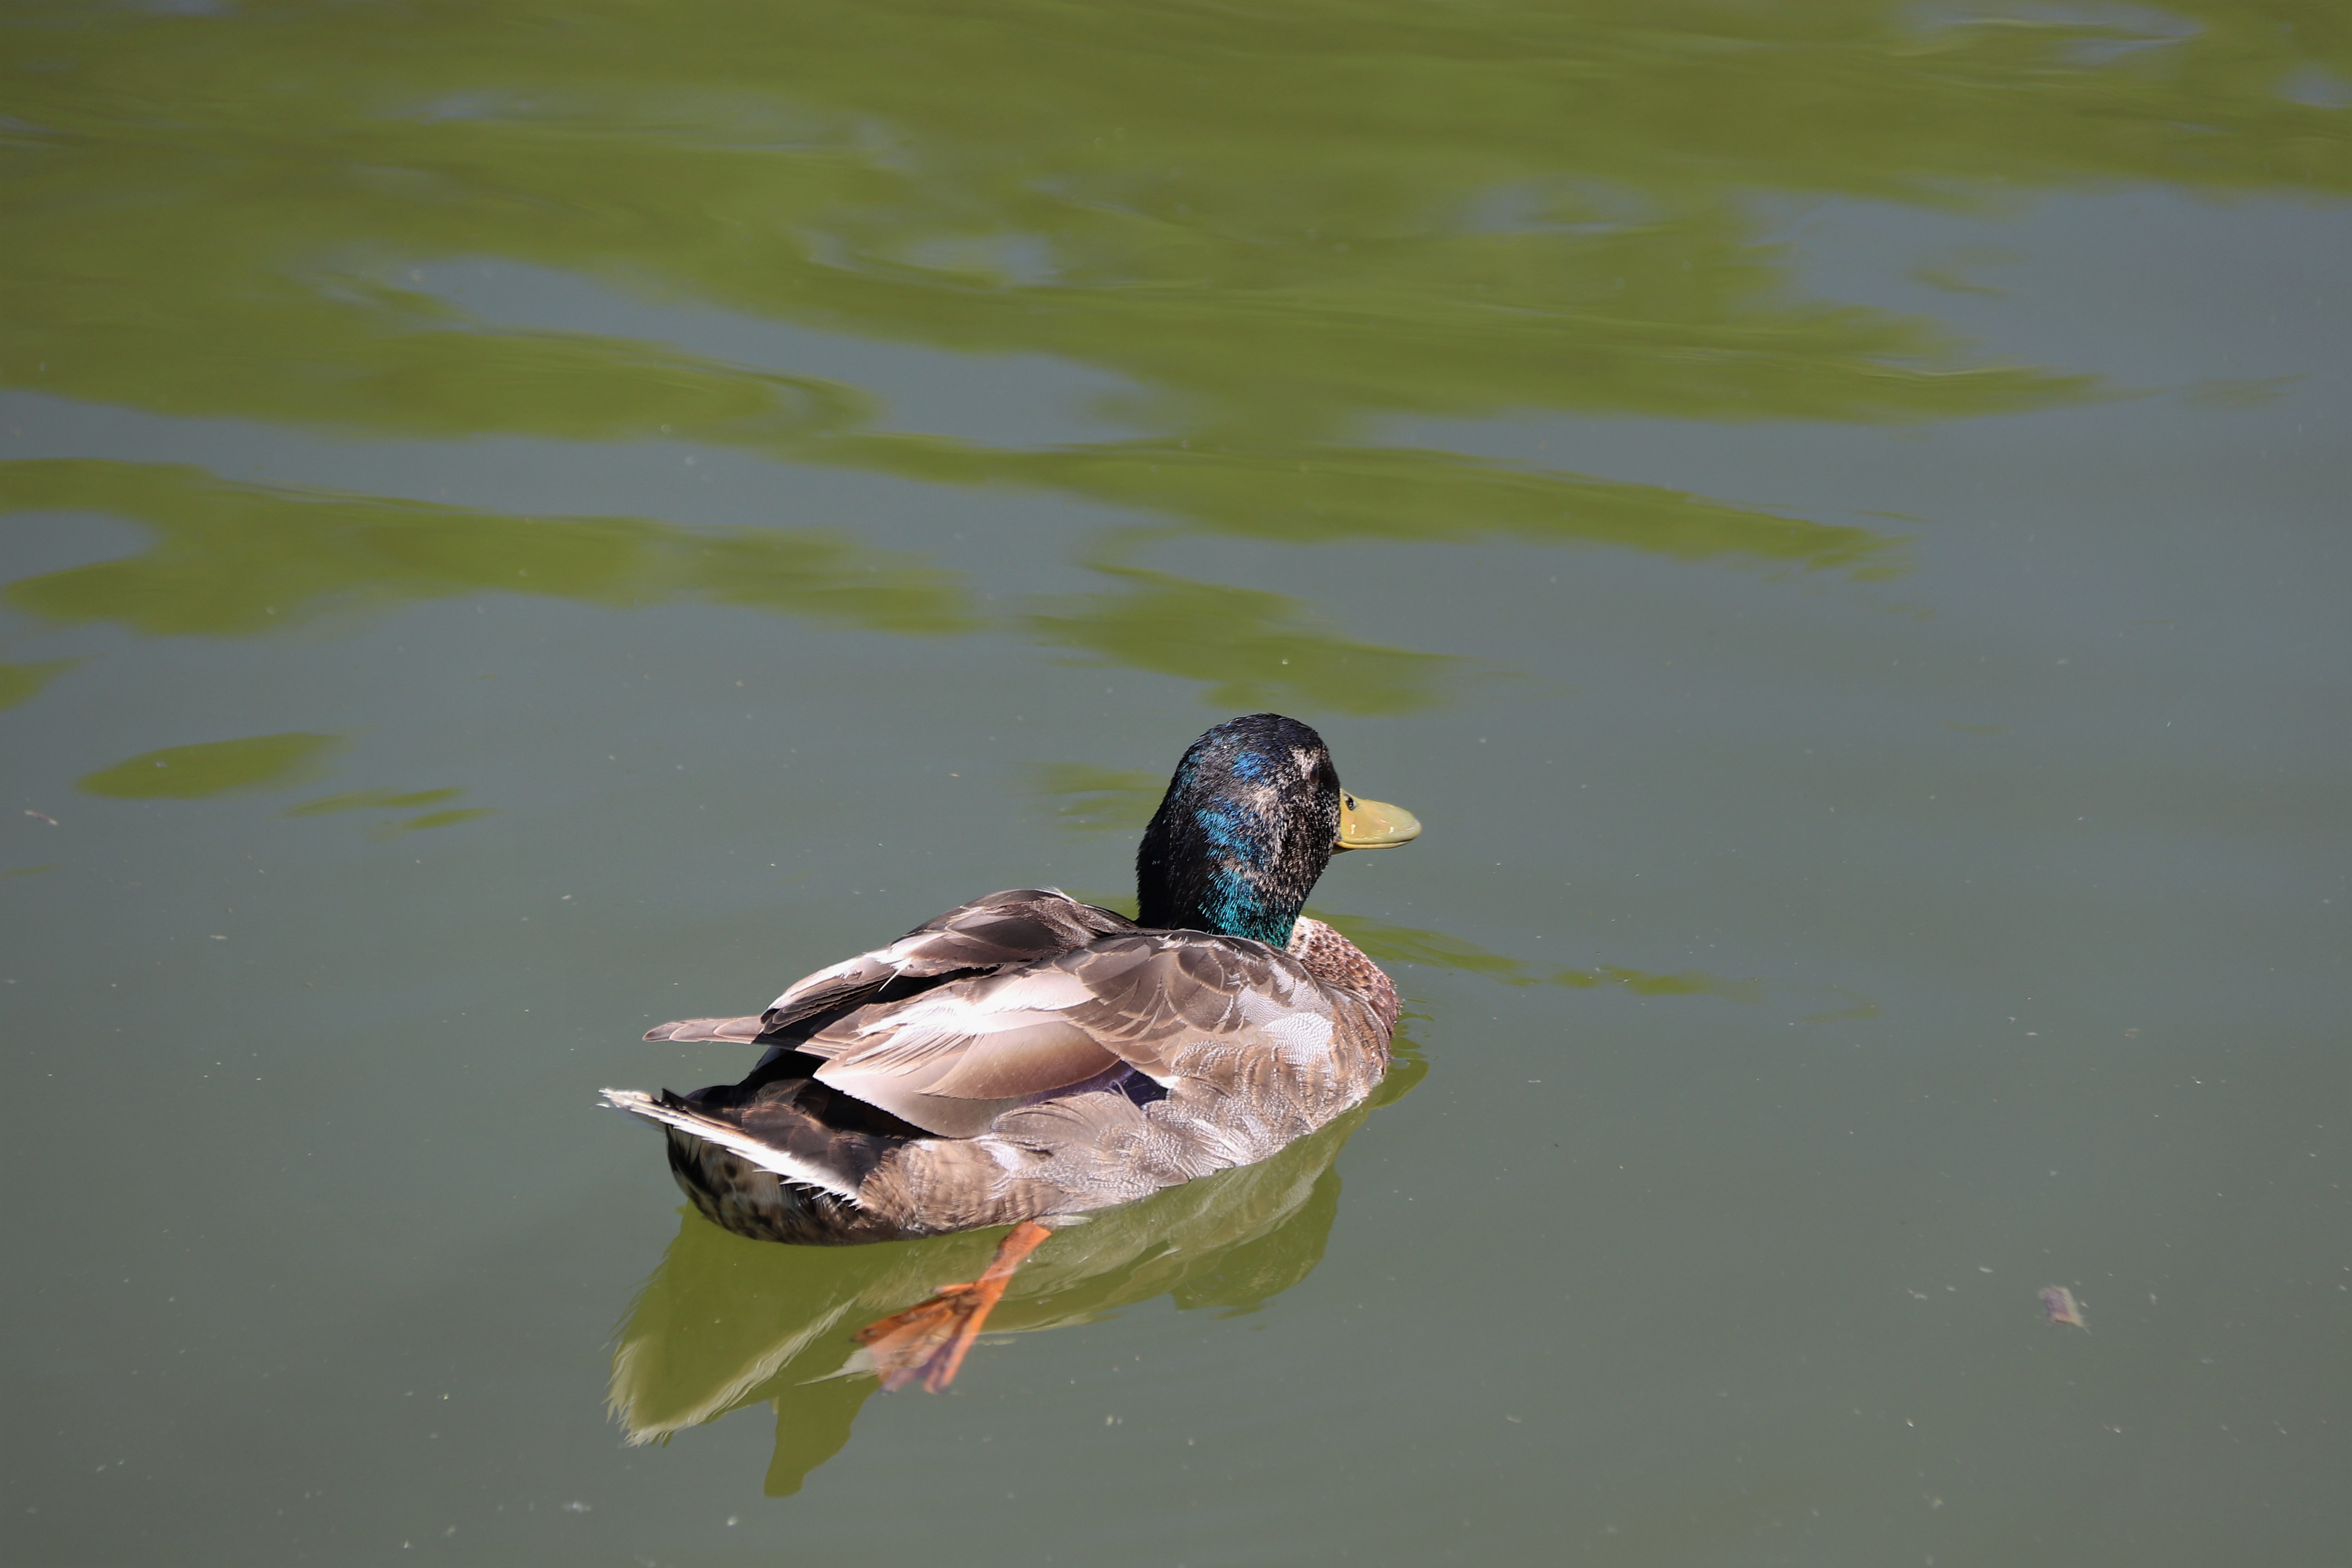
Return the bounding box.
[607,1086,1404,1495]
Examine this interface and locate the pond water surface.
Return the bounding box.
[4,3,2348,1564]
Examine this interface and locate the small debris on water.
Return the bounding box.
[2040,1285,2088,1330]
[25,810,57,826]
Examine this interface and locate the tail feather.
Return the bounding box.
[600,1087,883,1202]
[644,1016,768,1043]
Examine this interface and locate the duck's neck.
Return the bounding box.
[1135,798,1322,945]
[1146,864,1301,947]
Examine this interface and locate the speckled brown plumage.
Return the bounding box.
[605,900,1398,1242]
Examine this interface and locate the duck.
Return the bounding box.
[602,712,1420,1389]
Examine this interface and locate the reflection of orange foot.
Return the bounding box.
[856,1220,1054,1392]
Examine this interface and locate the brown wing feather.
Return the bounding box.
[760,889,1134,1033]
[812,1012,1128,1136]
[641,890,1133,1047]
[921,1022,1119,1098]
[1047,934,1318,1081]
[802,931,1332,1136]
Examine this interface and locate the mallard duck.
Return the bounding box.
[603,712,1420,1388]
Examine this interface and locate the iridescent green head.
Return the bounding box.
[1135,713,1419,946]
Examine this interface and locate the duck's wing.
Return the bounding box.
[762,889,1135,1030]
[803,932,1334,1138]
[642,889,1134,1046]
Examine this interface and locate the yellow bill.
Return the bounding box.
[1335,792,1421,850]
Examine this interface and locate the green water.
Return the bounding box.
[4,1,2347,1562]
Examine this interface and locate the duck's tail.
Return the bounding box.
[600,1087,882,1202]
[642,1016,768,1043]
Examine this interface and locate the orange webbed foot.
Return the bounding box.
[855,1220,1055,1392]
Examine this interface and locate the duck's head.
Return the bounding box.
[1135,713,1420,945]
